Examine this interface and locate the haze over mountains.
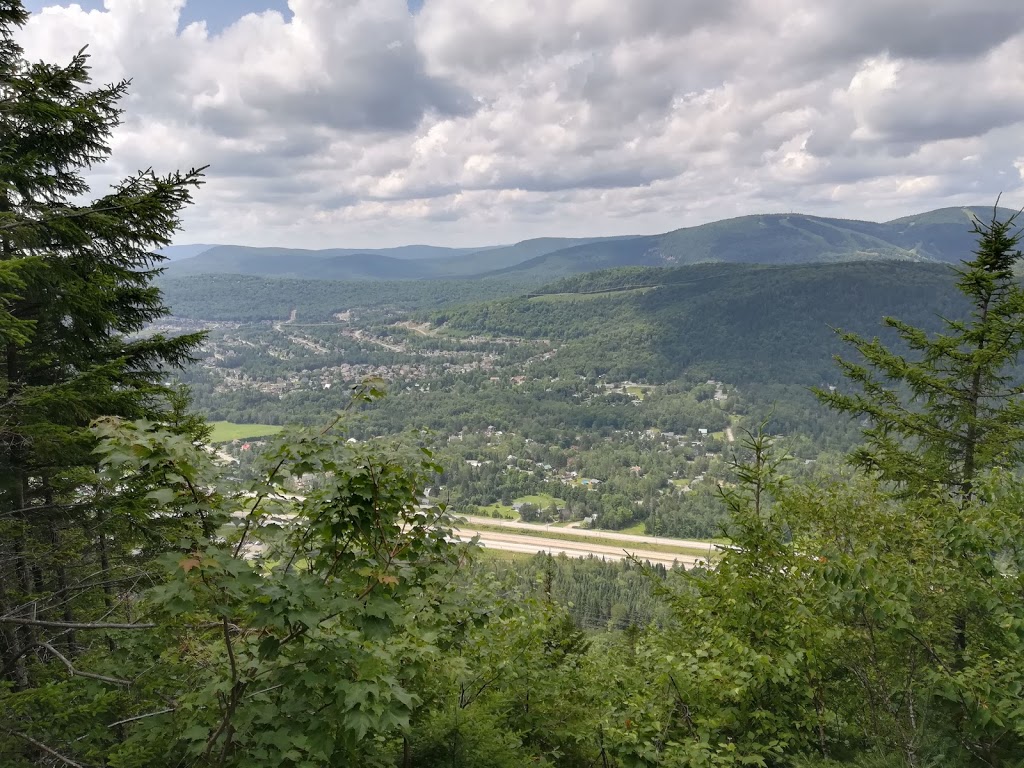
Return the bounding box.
[164,206,1012,282]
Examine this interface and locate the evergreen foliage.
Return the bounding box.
[816,207,1024,502]
[0,0,205,734]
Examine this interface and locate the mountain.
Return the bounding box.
[433,261,971,387]
[164,236,630,280]
[157,243,219,261]
[164,206,1019,282]
[165,247,440,280]
[157,273,532,322]
[426,236,636,277]
[353,244,489,260]
[484,207,1019,282]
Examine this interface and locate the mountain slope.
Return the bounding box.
[165,206,1019,281]
[166,246,439,280]
[157,273,530,321]
[165,236,632,280]
[157,243,219,261]
[428,236,637,276]
[480,207,1021,281]
[436,261,970,386]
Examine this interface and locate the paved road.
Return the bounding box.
[459,515,717,553]
[453,528,707,568]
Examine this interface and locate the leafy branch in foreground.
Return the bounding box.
[2,381,477,767]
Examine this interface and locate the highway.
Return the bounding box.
[458,515,718,552]
[454,517,716,568]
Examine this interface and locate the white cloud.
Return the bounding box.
[14,0,1024,247]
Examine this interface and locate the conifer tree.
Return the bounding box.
[0,0,205,689]
[815,205,1024,503]
[816,205,1024,676]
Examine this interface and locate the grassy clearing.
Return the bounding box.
[475,503,518,519]
[473,548,534,562]
[462,523,716,559]
[473,494,565,520]
[515,493,566,508]
[618,522,647,535]
[209,421,283,443]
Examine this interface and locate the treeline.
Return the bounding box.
[157,273,531,322]
[485,554,671,630]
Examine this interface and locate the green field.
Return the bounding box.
[209,421,283,443]
[625,385,652,400]
[515,493,566,508]
[619,521,647,535]
[474,493,567,520]
[476,503,517,519]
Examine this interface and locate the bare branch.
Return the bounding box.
[2,728,88,768]
[41,642,133,686]
[0,617,155,630]
[107,708,176,729]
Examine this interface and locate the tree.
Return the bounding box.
[801,206,1024,763]
[0,0,204,709]
[815,206,1024,504]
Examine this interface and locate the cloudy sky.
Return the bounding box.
[16,0,1024,248]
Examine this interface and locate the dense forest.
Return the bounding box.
[4,4,1024,768]
[157,273,533,322]
[432,261,972,385]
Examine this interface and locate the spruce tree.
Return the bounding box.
[816,204,1024,673]
[815,205,1024,503]
[0,0,205,690]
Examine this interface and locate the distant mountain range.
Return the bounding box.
[163,206,1017,282]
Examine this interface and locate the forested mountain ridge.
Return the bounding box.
[159,260,978,387]
[156,272,537,321]
[432,261,972,385]
[164,205,1016,281]
[165,235,629,279]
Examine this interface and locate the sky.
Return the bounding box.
[14,0,1024,248]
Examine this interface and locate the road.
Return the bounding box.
[459,515,717,553]
[453,528,708,568]
[232,505,717,566]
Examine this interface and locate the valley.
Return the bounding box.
[163,250,991,546]
[9,2,1024,762]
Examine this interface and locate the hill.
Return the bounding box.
[165,246,442,280]
[433,261,971,387]
[164,236,631,280]
[157,243,219,261]
[156,273,534,321]
[485,207,1019,281]
[164,206,1016,282]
